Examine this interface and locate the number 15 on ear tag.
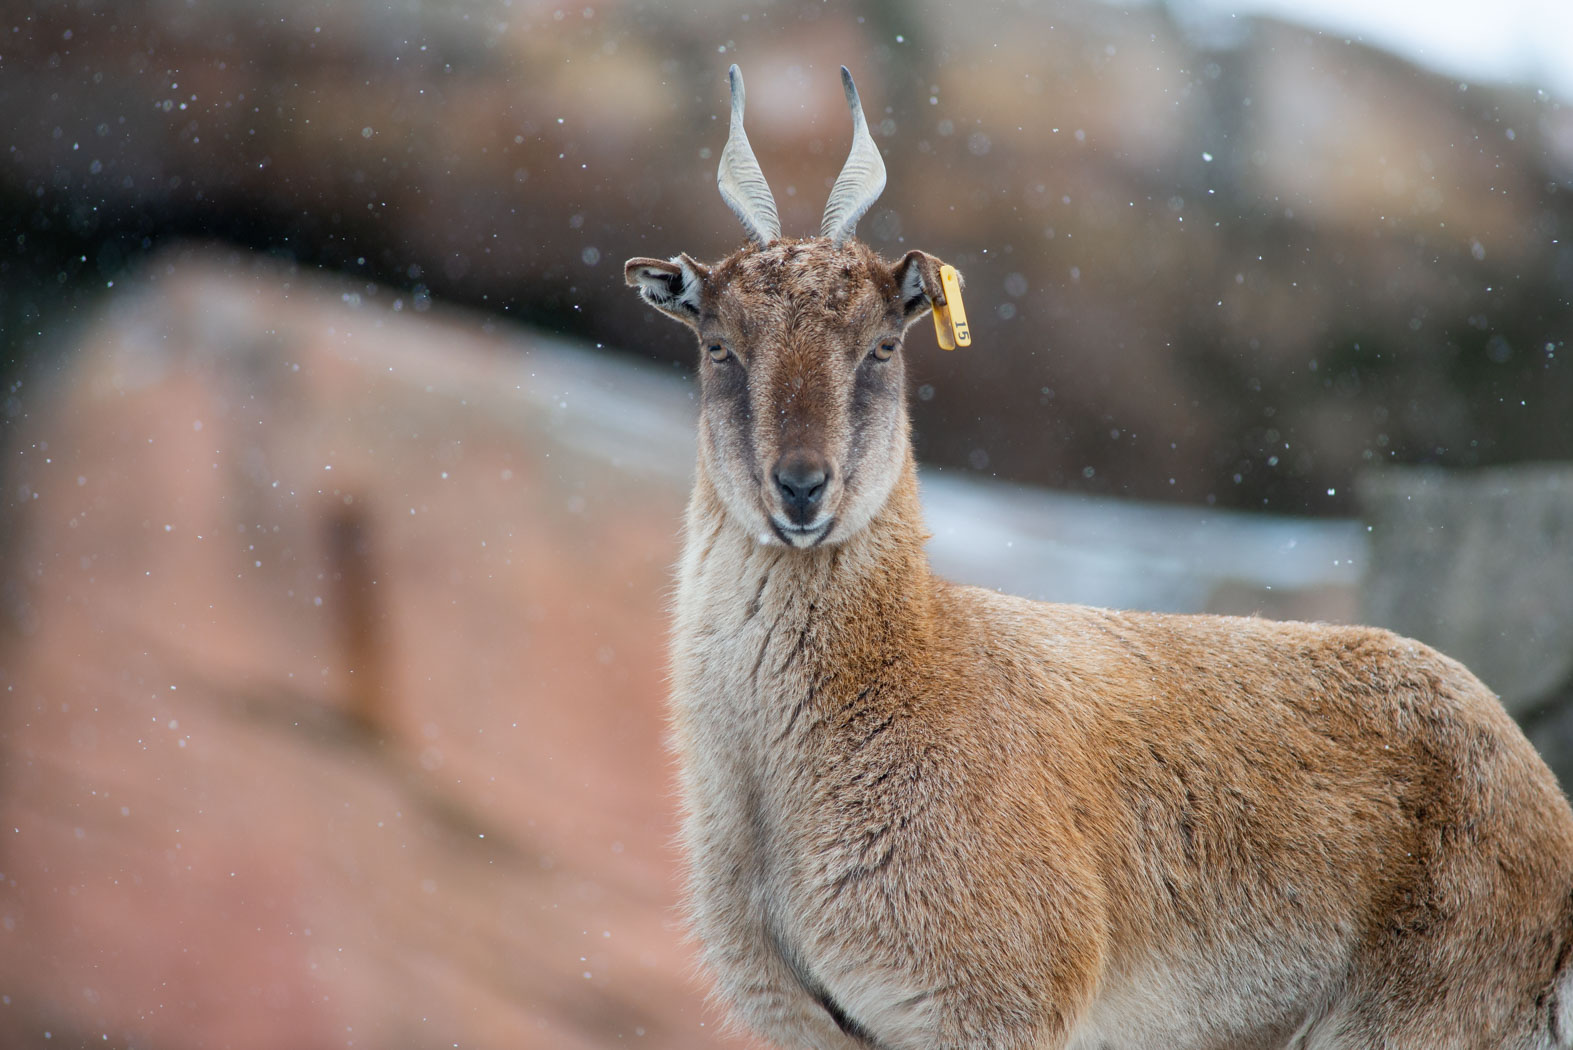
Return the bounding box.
[931,264,972,351]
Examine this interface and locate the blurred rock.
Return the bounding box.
[0,246,747,1050]
[1357,464,1573,718]
[3,0,1570,515]
[922,471,1362,619]
[1528,700,1573,798]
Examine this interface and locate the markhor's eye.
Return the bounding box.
[706,343,731,363]
[871,339,899,362]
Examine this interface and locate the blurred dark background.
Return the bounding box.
[6,0,1569,512]
[1,1,1571,1047]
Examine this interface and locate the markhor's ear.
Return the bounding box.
[890,250,954,324]
[624,254,710,330]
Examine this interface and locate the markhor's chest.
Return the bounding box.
[673,586,862,874]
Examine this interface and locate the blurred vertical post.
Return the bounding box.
[327,502,390,739]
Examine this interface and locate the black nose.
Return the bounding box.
[773,454,829,521]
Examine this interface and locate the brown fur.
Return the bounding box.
[625,238,1573,1050]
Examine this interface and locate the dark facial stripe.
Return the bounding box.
[843,355,898,483]
[707,353,758,486]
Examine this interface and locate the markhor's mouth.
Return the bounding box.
[770,517,835,547]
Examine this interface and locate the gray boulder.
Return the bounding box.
[1358,465,1573,720]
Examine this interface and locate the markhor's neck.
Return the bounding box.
[677,453,937,660]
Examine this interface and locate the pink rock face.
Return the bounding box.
[0,250,756,1049]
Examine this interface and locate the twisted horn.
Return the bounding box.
[820,66,887,246]
[716,64,782,246]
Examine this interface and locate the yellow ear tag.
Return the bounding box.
[930,264,971,350]
[931,298,956,351]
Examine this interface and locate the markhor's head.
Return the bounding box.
[626,65,957,549]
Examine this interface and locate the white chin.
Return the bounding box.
[771,518,833,548]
